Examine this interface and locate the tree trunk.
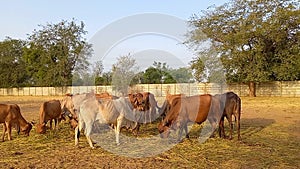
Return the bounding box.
[249,81,256,97]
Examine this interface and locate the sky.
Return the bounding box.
[0,0,230,71]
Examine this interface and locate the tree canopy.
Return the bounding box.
[0,38,28,87]
[187,0,300,96]
[24,19,92,86]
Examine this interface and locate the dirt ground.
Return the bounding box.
[0,96,299,169]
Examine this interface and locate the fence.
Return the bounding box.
[0,81,300,97]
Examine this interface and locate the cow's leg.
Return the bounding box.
[219,116,225,138]
[2,124,7,142]
[115,116,123,145]
[49,119,53,130]
[144,111,147,124]
[227,114,233,140]
[208,117,218,138]
[6,123,12,141]
[75,126,80,146]
[54,119,58,130]
[75,119,84,147]
[85,123,95,149]
[184,123,189,139]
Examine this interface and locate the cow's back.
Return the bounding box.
[40,100,62,123]
[181,94,212,123]
[0,104,10,123]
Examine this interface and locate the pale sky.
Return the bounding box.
[0,0,230,71]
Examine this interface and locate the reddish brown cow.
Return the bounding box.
[159,94,186,119]
[95,92,119,100]
[158,94,222,141]
[36,100,63,134]
[214,92,241,140]
[0,104,32,141]
[128,92,158,123]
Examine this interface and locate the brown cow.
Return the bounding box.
[159,94,186,119]
[128,92,159,123]
[158,94,222,141]
[0,104,32,141]
[95,92,119,100]
[36,100,63,134]
[214,92,241,140]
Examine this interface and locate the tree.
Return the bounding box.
[0,38,28,87]
[142,62,176,84]
[187,0,300,96]
[169,67,194,83]
[111,54,139,95]
[189,57,205,82]
[24,19,92,86]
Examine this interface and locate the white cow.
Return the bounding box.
[75,96,138,148]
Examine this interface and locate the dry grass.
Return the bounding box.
[0,96,299,168]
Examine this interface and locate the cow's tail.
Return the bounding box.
[235,95,241,140]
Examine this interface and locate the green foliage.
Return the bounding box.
[23,19,92,87]
[189,57,205,82]
[0,38,28,87]
[187,0,300,83]
[142,62,193,84]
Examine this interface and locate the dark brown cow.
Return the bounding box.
[158,94,222,141]
[214,92,241,140]
[36,100,63,134]
[0,104,32,141]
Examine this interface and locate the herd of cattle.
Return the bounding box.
[0,91,241,149]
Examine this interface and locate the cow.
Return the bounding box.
[158,94,222,141]
[61,92,115,129]
[36,100,63,134]
[95,92,119,100]
[61,92,94,120]
[0,104,32,141]
[128,92,159,124]
[75,96,139,148]
[159,94,186,119]
[214,92,241,140]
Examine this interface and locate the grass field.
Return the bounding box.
[0,96,299,169]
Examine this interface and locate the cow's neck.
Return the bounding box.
[18,115,29,128]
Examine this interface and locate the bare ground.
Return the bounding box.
[0,96,299,169]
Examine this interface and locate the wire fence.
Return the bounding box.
[0,81,300,97]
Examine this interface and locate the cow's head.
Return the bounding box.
[158,121,171,138]
[36,123,47,134]
[61,96,77,120]
[22,123,32,136]
[69,118,78,129]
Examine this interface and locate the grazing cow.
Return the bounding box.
[76,96,138,148]
[0,104,32,141]
[214,92,241,140]
[128,92,159,124]
[159,94,186,119]
[36,100,63,134]
[158,94,222,141]
[61,92,114,129]
[61,92,94,120]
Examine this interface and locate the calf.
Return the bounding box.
[36,100,63,134]
[0,104,32,141]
